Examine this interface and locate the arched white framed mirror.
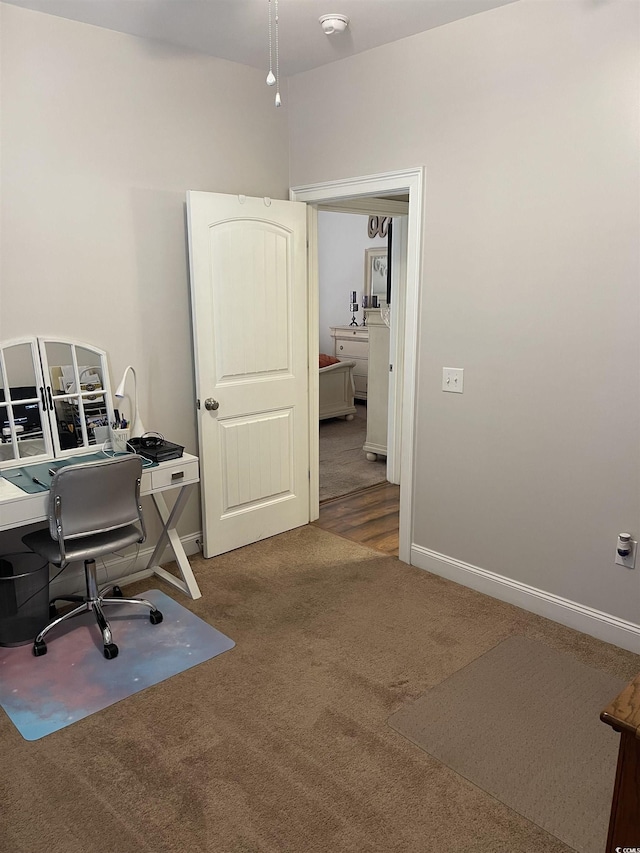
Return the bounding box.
[0,337,115,469]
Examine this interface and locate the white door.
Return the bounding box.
[186,192,309,557]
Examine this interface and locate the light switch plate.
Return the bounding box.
[442,367,464,393]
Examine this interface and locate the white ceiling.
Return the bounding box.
[4,0,518,76]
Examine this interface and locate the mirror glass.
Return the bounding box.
[44,341,80,451]
[0,342,48,463]
[364,248,388,308]
[75,346,109,446]
[44,341,111,452]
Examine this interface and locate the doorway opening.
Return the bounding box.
[316,207,393,505]
[314,202,407,556]
[291,167,424,565]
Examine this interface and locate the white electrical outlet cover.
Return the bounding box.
[615,540,637,569]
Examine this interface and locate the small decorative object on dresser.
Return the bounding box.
[348,291,359,326]
[330,325,369,400]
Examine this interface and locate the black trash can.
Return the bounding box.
[0,552,50,647]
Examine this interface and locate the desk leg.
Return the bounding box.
[146,486,202,600]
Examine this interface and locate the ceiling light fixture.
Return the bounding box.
[319,14,350,35]
[267,0,281,107]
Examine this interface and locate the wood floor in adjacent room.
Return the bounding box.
[313,482,400,556]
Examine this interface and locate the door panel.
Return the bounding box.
[220,409,293,514]
[211,221,290,379]
[187,192,309,557]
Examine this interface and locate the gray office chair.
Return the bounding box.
[22,455,163,660]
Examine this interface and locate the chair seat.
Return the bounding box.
[22,525,143,566]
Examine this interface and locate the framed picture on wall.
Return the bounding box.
[364,247,388,307]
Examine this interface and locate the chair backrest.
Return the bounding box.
[47,455,145,543]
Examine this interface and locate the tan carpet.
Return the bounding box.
[320,401,387,501]
[2,526,639,853]
[388,636,625,853]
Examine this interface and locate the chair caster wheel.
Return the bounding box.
[103,643,119,660]
[33,639,47,657]
[112,585,123,598]
[49,603,58,619]
[149,609,163,625]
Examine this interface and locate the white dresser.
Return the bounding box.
[330,325,369,400]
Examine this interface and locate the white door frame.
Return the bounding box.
[386,213,408,486]
[290,168,424,565]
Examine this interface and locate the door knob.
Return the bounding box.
[204,398,219,411]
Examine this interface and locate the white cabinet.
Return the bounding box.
[330,325,369,400]
[362,309,390,461]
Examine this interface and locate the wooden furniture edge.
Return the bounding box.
[601,672,640,853]
[600,673,640,737]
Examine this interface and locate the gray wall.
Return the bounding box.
[2,1,639,628]
[290,0,640,623]
[1,4,291,537]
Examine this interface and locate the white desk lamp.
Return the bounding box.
[114,365,146,438]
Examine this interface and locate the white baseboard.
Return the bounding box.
[49,532,202,598]
[411,544,640,655]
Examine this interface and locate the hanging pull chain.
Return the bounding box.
[274,0,281,107]
[266,0,275,86]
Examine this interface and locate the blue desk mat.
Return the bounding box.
[0,589,235,741]
[1,452,157,494]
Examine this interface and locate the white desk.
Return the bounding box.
[0,453,202,600]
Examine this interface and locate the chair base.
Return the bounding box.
[33,558,163,660]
